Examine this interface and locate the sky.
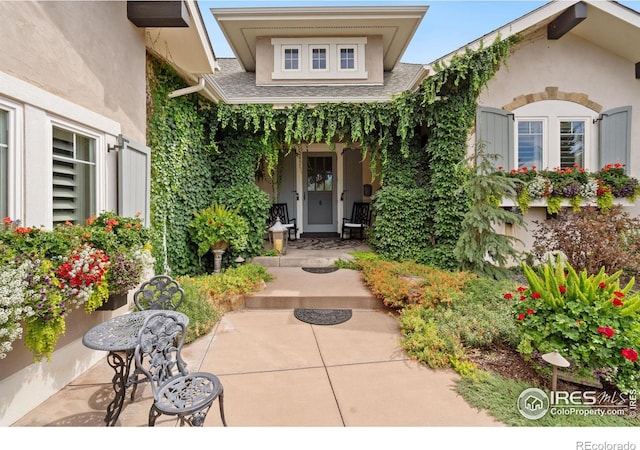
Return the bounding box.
[198,0,640,65]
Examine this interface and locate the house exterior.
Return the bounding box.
[0,0,216,426]
[462,1,640,251]
[207,6,428,236]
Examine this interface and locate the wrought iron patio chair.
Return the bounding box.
[133,274,185,311]
[130,275,185,399]
[268,203,298,241]
[341,202,371,240]
[134,311,227,427]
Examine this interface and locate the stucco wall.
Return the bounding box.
[0,1,149,426]
[0,1,147,143]
[476,31,640,252]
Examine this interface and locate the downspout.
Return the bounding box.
[168,76,205,98]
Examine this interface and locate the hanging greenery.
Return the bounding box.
[146,36,517,274]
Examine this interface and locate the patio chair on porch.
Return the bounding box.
[268,203,298,241]
[341,202,371,240]
[134,311,227,427]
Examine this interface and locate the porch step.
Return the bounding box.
[245,267,382,310]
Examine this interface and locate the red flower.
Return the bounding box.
[559,285,567,294]
[576,319,582,326]
[503,293,513,300]
[531,292,541,299]
[516,286,527,293]
[3,216,11,224]
[614,291,625,298]
[613,298,624,307]
[527,308,535,315]
[517,313,525,320]
[598,282,606,289]
[621,348,639,362]
[520,295,526,301]
[597,327,615,339]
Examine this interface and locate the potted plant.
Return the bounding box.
[189,203,249,257]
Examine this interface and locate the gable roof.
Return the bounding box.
[210,5,428,72]
[204,58,426,105]
[427,0,640,70]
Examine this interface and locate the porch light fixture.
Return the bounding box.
[107,134,127,153]
[541,350,570,392]
[268,217,288,255]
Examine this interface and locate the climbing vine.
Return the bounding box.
[147,35,517,274]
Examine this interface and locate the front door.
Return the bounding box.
[303,154,337,233]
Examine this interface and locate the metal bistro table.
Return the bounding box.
[82,310,189,426]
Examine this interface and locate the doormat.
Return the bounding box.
[301,267,339,274]
[294,308,352,325]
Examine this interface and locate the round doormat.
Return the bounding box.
[294,308,352,325]
[301,267,339,274]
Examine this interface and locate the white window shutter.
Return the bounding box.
[118,135,150,226]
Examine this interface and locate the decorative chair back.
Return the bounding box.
[134,275,184,311]
[268,203,298,240]
[350,202,371,226]
[134,312,188,396]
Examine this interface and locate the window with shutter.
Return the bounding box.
[0,109,8,219]
[52,126,96,225]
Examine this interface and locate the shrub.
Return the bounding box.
[358,259,474,309]
[531,205,640,282]
[507,256,640,392]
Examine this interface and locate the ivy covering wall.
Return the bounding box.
[146,36,516,275]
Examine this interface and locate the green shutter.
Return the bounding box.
[118,135,150,226]
[476,107,514,170]
[599,106,632,173]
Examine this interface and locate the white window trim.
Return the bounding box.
[0,97,24,222]
[309,45,330,73]
[272,37,367,80]
[338,45,358,72]
[513,101,597,172]
[48,116,106,226]
[281,45,301,72]
[515,117,548,170]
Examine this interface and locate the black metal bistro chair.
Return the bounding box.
[268,203,298,241]
[134,311,227,427]
[341,202,371,240]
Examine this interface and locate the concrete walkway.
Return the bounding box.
[12,268,502,427]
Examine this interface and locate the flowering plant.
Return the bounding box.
[506,255,640,392]
[0,256,29,359]
[56,244,110,312]
[189,203,249,256]
[498,163,640,214]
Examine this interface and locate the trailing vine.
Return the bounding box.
[147,36,517,274]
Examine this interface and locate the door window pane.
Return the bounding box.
[307,156,333,192]
[517,120,543,169]
[52,126,96,225]
[560,120,585,168]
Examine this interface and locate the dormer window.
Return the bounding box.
[272,37,367,81]
[283,47,300,71]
